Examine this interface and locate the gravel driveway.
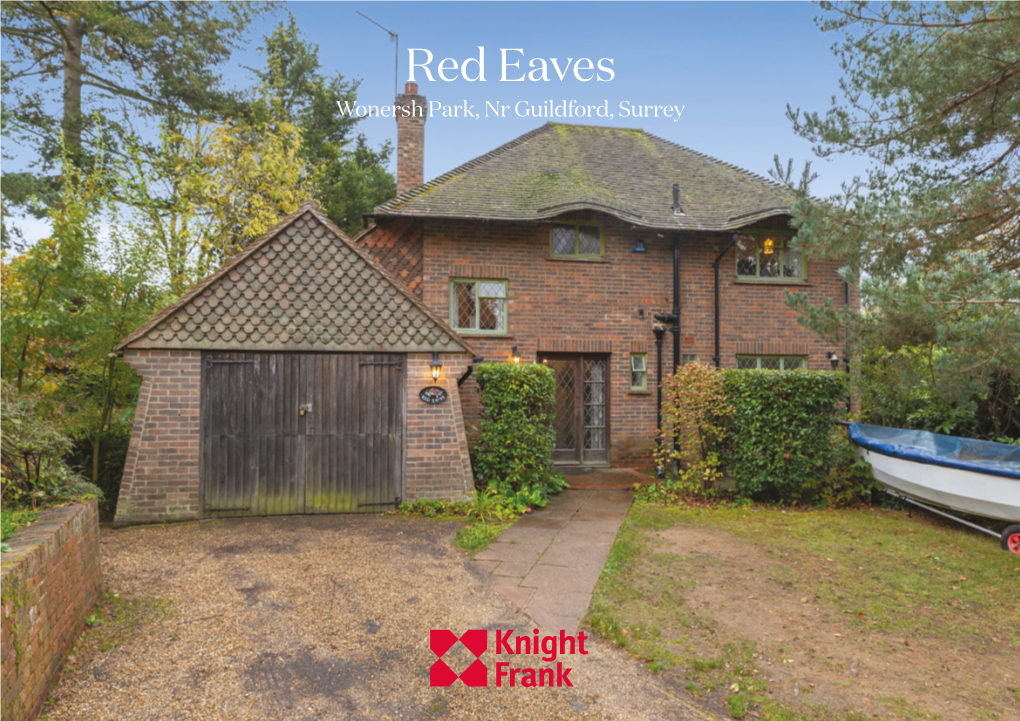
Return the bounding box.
[46,514,709,720]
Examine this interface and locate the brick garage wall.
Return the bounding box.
[405,352,475,501]
[115,350,202,525]
[2,501,102,721]
[413,212,857,468]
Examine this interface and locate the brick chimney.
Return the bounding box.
[395,82,427,195]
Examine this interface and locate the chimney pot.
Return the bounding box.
[405,82,418,95]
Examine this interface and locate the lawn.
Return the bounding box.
[587,502,1020,721]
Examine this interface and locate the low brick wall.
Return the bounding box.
[1,501,102,721]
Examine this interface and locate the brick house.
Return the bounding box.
[114,83,856,523]
[356,83,857,470]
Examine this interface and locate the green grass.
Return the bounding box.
[396,497,522,553]
[630,504,1020,645]
[454,521,513,552]
[586,503,1018,720]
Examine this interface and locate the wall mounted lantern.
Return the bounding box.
[431,351,443,381]
[828,351,840,370]
[763,237,775,255]
[512,346,521,365]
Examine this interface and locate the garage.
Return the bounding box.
[113,201,476,525]
[202,352,405,516]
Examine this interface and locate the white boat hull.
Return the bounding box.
[854,445,1020,523]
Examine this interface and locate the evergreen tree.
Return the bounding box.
[249,17,395,236]
[777,1,1020,412]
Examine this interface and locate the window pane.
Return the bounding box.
[782,356,806,370]
[552,225,575,255]
[578,226,601,255]
[479,281,505,298]
[454,282,476,329]
[681,354,698,365]
[736,235,757,276]
[631,355,646,372]
[631,370,646,389]
[478,297,504,331]
[759,237,781,278]
[736,357,758,370]
[784,246,803,278]
[759,357,783,370]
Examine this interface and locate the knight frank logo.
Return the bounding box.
[429,629,589,688]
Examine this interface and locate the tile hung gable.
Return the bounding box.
[119,203,469,354]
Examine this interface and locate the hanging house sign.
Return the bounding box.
[419,386,449,405]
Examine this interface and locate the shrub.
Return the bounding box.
[1,507,39,542]
[469,362,567,504]
[655,362,733,496]
[0,381,100,510]
[651,366,854,503]
[721,369,848,499]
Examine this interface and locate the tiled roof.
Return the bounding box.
[372,123,795,231]
[118,202,471,354]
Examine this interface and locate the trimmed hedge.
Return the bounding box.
[720,369,847,497]
[470,363,558,494]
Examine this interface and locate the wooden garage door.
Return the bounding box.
[201,352,405,516]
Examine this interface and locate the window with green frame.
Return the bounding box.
[630,353,647,390]
[736,355,806,371]
[450,279,507,334]
[735,230,804,280]
[550,222,603,258]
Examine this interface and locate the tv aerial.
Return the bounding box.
[357,11,398,97]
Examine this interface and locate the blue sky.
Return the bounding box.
[5,1,871,241]
[251,1,867,195]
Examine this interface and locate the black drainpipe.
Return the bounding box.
[671,233,681,372]
[457,356,485,387]
[655,230,683,463]
[713,234,739,368]
[653,325,666,477]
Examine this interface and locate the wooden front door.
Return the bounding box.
[201,352,405,516]
[540,354,609,465]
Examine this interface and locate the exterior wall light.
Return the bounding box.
[828,351,840,370]
[763,237,775,255]
[512,346,521,364]
[431,351,443,381]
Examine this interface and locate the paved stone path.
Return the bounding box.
[468,490,632,633]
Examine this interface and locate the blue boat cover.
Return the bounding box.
[848,423,1020,479]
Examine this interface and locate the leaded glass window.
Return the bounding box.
[550,223,603,258]
[630,353,647,390]
[449,279,507,333]
[735,231,804,280]
[736,355,807,370]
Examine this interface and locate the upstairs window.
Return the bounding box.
[450,279,507,334]
[735,231,803,280]
[736,355,807,371]
[630,354,647,390]
[550,223,603,259]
